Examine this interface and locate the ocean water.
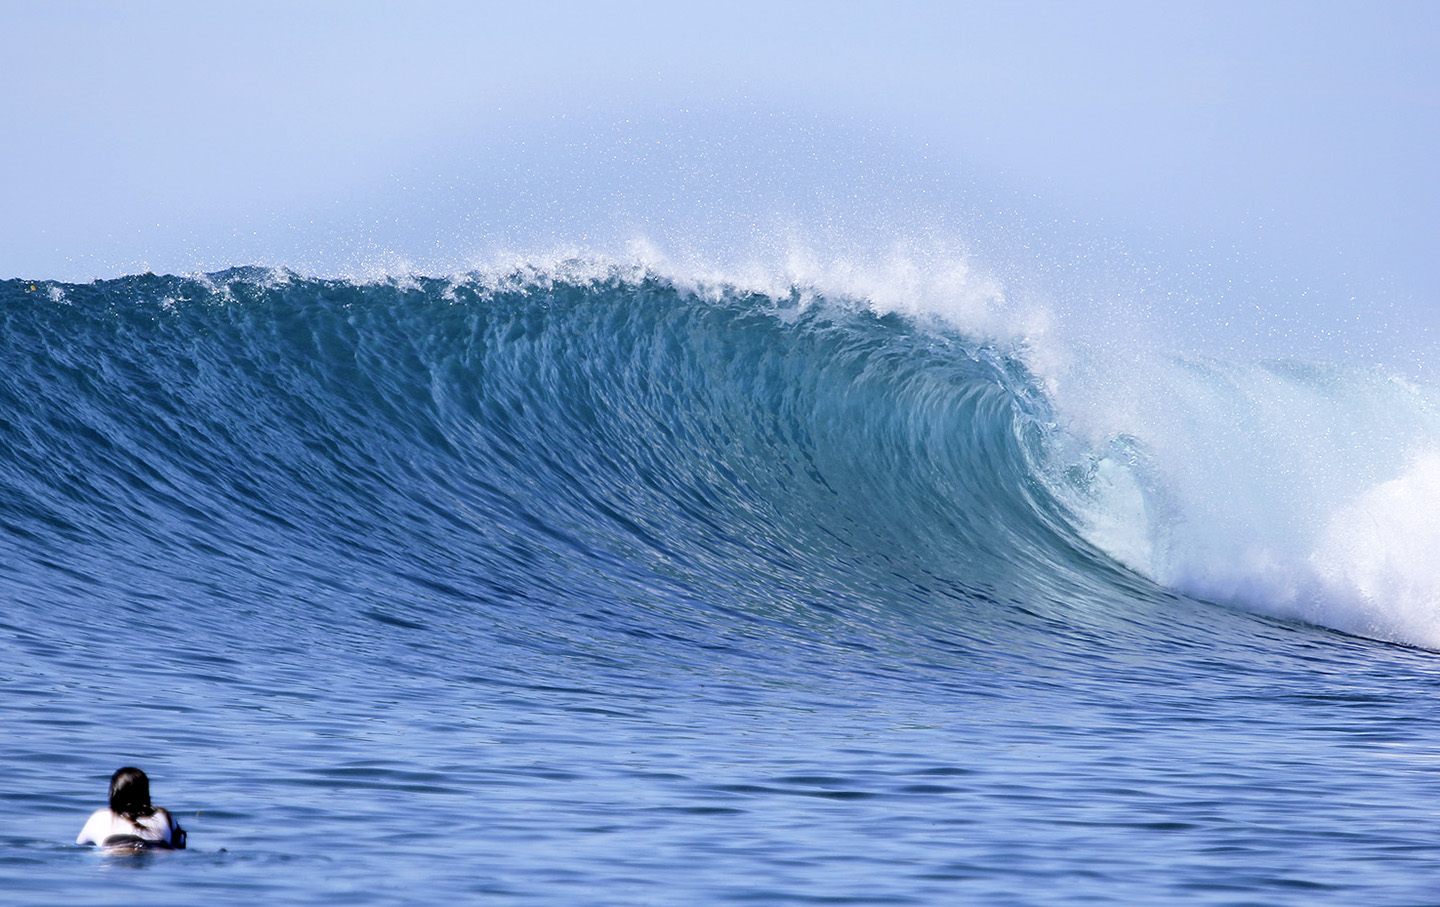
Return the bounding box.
[4,265,1440,905]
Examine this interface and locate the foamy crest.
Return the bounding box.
[1309,451,1440,647]
[451,237,1042,355]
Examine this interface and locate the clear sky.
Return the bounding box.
[4,1,1438,360]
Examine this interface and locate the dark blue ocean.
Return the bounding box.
[4,267,1440,905]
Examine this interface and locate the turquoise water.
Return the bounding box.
[3,269,1439,904]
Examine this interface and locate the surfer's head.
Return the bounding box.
[109,767,154,820]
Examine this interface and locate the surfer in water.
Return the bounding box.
[76,767,187,851]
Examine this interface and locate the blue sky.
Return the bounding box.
[4,1,1438,360]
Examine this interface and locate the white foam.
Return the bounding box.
[1310,450,1440,646]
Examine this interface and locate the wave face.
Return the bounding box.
[0,268,1165,648]
[8,267,1440,905]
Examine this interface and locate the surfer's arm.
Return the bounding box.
[76,810,109,846]
[147,807,186,848]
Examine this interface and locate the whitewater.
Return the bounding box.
[4,259,1440,905]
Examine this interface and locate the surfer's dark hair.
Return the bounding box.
[109,767,156,822]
